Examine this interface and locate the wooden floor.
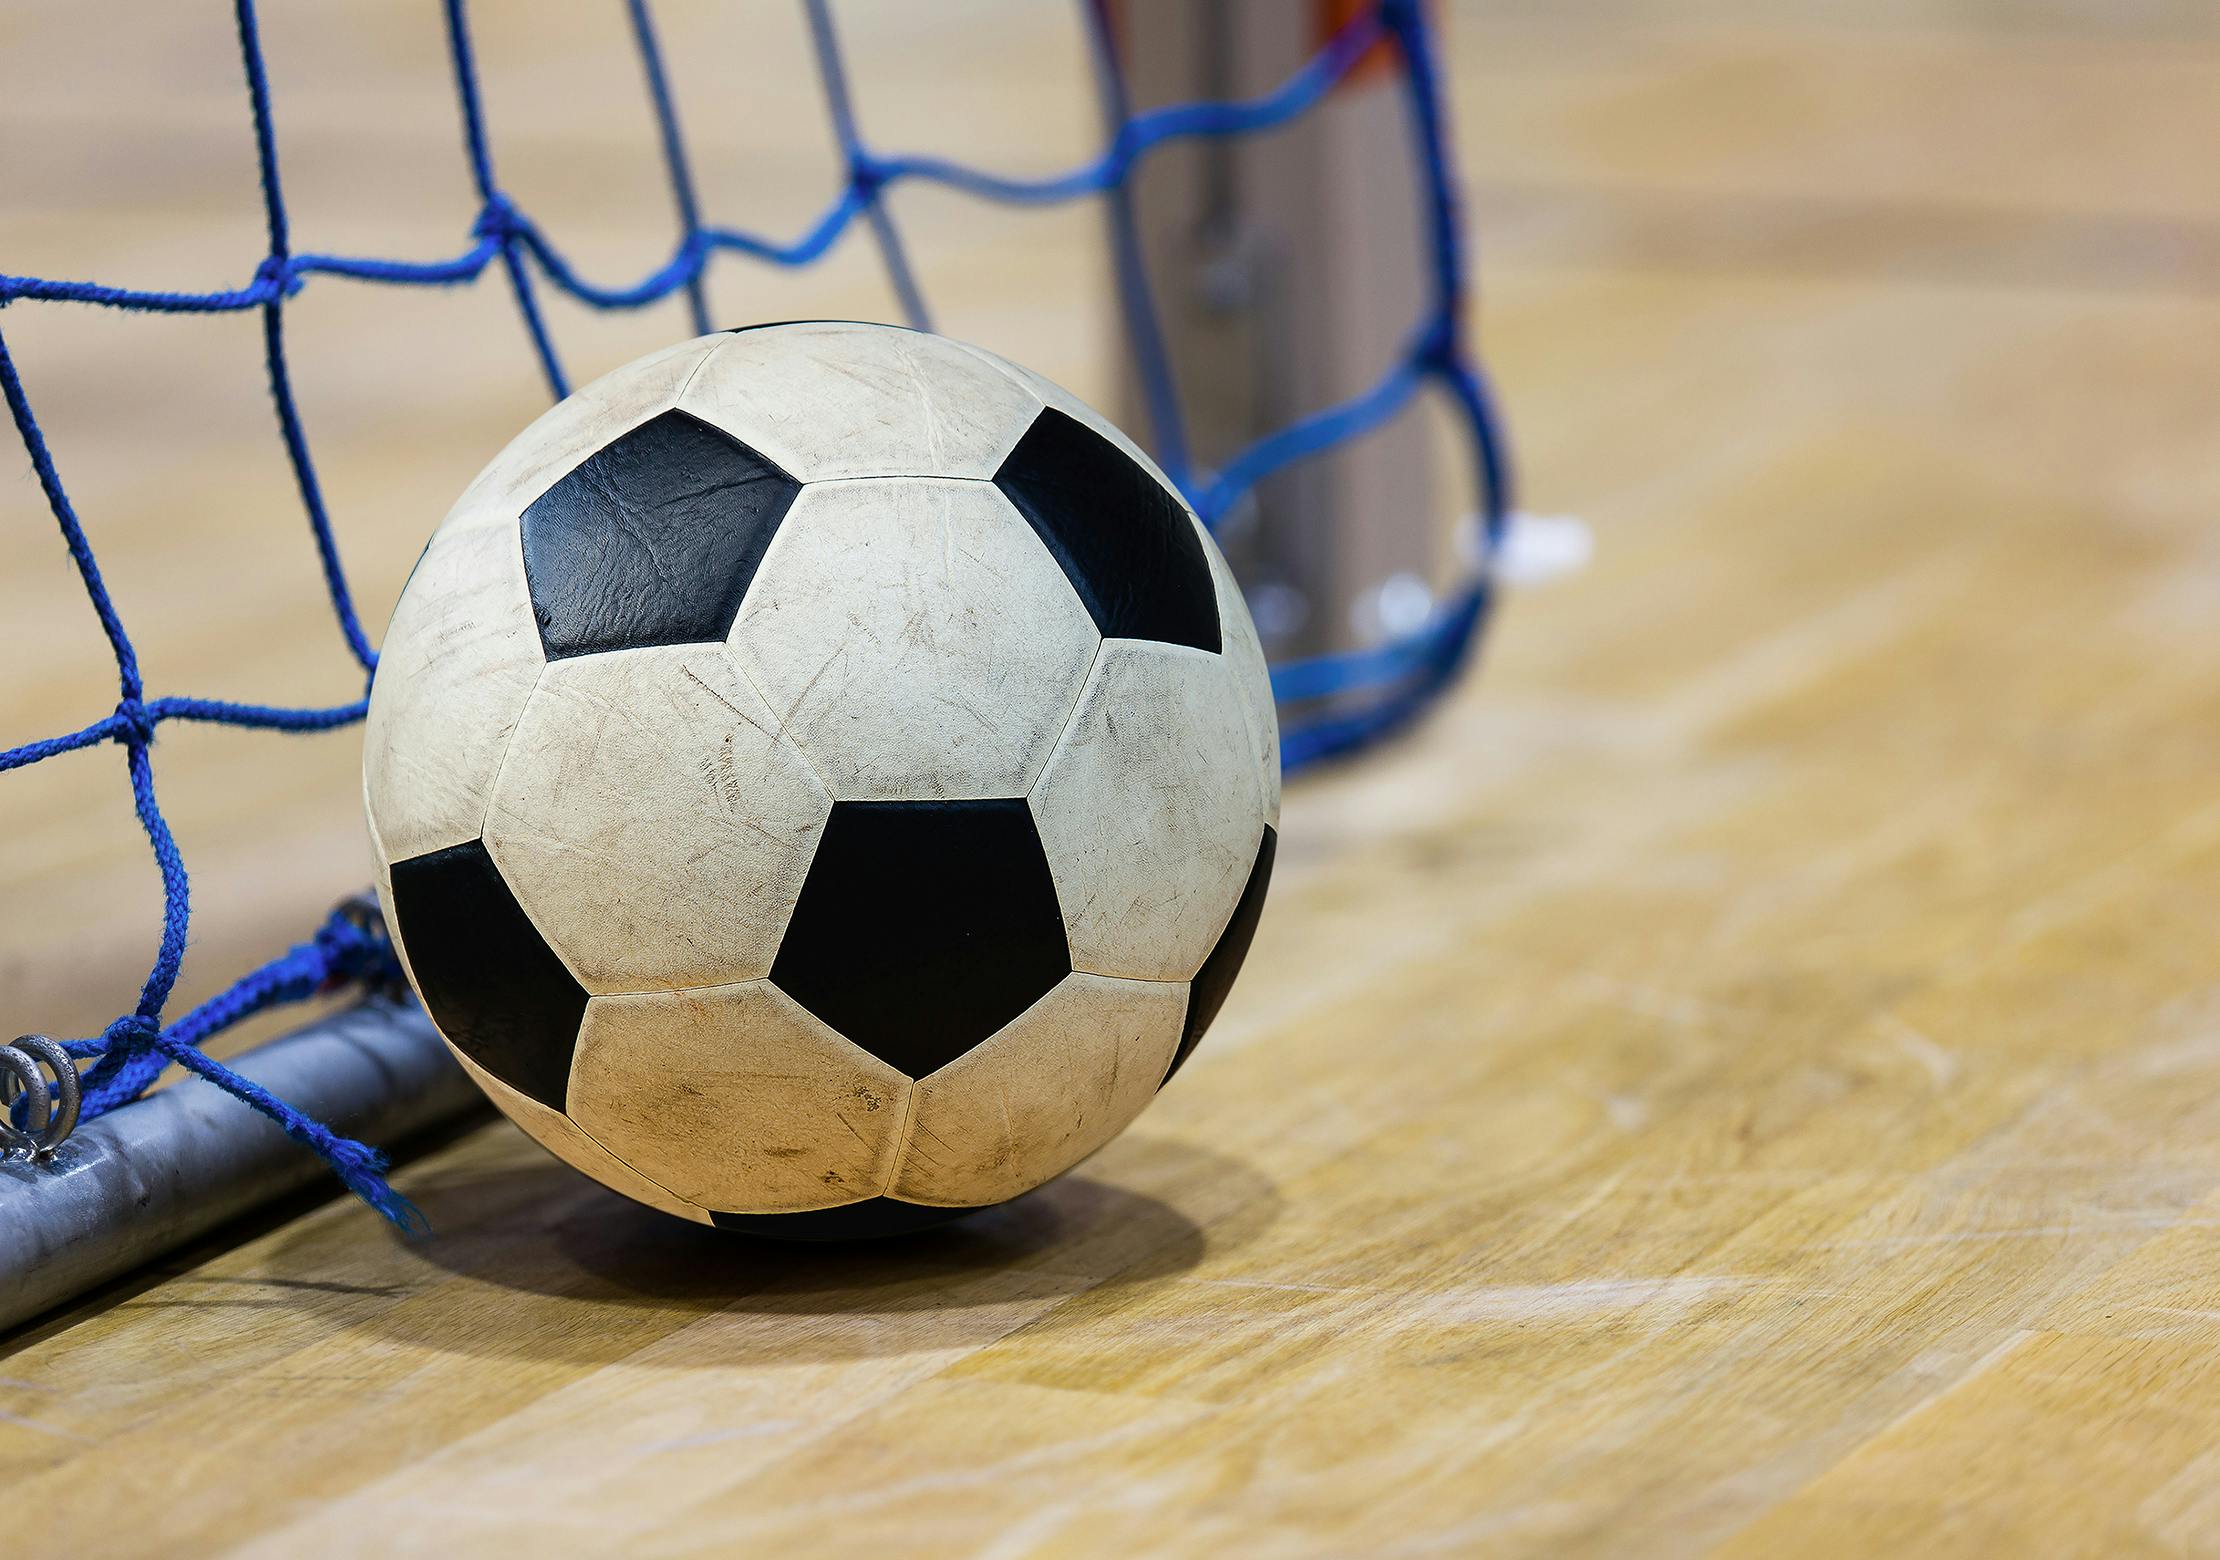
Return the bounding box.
[9,1,2220,1554]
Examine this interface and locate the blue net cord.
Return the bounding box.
[621,0,712,339]
[804,0,935,332]
[1079,0,1193,491]
[0,0,1510,1224]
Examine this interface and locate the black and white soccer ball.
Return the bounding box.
[363,322,1279,1238]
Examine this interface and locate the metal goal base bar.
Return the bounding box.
[0,1000,480,1334]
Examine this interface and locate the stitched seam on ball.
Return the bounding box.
[785,473,999,487]
[556,1094,702,1211]
[471,663,549,839]
[943,337,1183,497]
[673,331,728,408]
[468,654,611,1005]
[720,644,839,800]
[462,503,557,848]
[878,1073,926,1200]
[447,1040,698,1214]
[1020,635,1103,803]
[943,338,1065,474]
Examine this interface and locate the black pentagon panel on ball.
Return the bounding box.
[1161,825,1277,1090]
[771,798,1070,1078]
[386,839,587,1112]
[520,409,801,660]
[707,1198,974,1242]
[993,408,1221,654]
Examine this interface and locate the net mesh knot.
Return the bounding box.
[251,253,303,301]
[102,1014,159,1050]
[847,154,893,201]
[472,194,529,244]
[111,697,158,748]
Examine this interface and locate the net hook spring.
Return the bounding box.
[0,1035,82,1160]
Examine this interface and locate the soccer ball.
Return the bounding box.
[363,322,1279,1238]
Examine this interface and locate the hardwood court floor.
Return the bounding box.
[8,2,2220,1554]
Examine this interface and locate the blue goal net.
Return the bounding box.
[0,0,1510,1220]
